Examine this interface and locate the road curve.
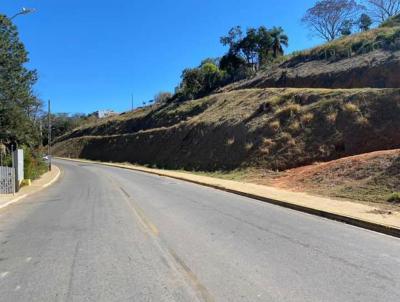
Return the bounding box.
[0,159,399,302]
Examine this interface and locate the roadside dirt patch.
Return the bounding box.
[265,149,400,207]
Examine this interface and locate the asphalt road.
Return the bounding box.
[0,159,399,302]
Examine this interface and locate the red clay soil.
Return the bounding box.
[266,149,400,202]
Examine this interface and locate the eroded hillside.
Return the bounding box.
[53,88,400,171]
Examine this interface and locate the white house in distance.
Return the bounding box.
[91,109,117,119]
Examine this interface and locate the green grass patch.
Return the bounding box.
[387,192,400,203]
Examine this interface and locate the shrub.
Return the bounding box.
[343,103,359,112]
[259,138,275,155]
[279,132,293,142]
[287,138,297,146]
[387,192,400,203]
[154,92,173,104]
[268,120,281,131]
[380,14,400,28]
[300,112,314,124]
[326,112,338,124]
[288,120,301,132]
[262,138,275,146]
[355,116,369,126]
[24,147,48,180]
[276,103,302,120]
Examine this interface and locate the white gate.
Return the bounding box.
[0,166,15,194]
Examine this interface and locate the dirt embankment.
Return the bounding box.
[267,149,400,205]
[221,50,400,91]
[53,88,400,172]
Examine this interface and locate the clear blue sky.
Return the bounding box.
[2,0,322,114]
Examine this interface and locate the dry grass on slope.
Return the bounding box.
[289,25,400,64]
[53,87,400,173]
[270,149,400,206]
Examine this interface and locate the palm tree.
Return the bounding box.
[270,27,289,58]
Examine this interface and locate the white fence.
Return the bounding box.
[0,166,15,194]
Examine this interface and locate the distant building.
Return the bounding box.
[91,109,117,119]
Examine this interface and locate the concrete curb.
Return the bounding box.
[0,194,28,210]
[0,166,61,210]
[57,157,400,238]
[42,167,61,188]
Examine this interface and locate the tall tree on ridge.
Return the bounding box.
[270,27,289,58]
[366,0,400,22]
[302,0,364,41]
[358,13,373,30]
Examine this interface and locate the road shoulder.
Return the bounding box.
[57,157,400,237]
[0,165,61,210]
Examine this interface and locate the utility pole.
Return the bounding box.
[48,100,52,171]
[39,120,43,147]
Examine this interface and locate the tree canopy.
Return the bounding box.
[302,0,364,41]
[177,59,226,101]
[220,26,289,71]
[175,25,289,102]
[154,92,173,104]
[366,0,400,22]
[0,15,41,147]
[359,13,373,30]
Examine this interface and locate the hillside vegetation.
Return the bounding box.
[222,22,400,91]
[54,88,400,172]
[289,22,400,63]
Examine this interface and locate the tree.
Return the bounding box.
[270,27,289,58]
[340,19,354,35]
[177,24,290,102]
[154,92,173,104]
[302,0,363,41]
[366,0,400,22]
[0,15,41,147]
[219,52,248,81]
[358,13,373,30]
[237,27,260,69]
[178,60,226,100]
[41,113,91,143]
[200,61,225,92]
[220,26,243,54]
[256,26,273,65]
[179,68,203,100]
[220,25,289,71]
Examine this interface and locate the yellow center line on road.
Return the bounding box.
[119,186,160,237]
[102,172,214,302]
[104,173,160,237]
